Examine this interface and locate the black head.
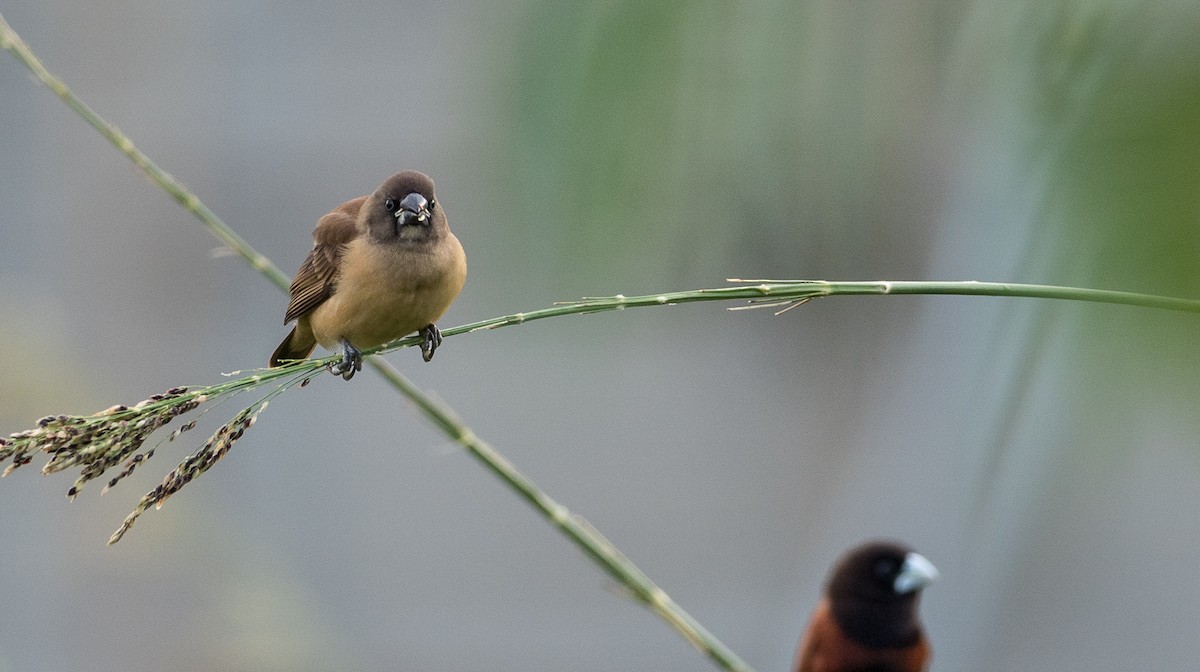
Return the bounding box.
[825,540,937,649]
[362,170,448,244]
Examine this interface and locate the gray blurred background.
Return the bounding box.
[2,2,1200,670]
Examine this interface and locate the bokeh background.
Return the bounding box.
[3,2,1200,670]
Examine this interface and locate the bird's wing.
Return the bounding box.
[793,600,826,672]
[793,599,850,672]
[282,196,366,324]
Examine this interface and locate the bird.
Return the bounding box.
[269,170,467,380]
[793,541,937,672]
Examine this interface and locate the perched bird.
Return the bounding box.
[793,541,937,672]
[269,170,467,380]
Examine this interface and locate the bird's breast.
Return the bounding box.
[307,234,466,350]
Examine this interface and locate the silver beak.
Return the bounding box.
[894,551,939,594]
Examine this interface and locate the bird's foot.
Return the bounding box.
[419,324,443,362]
[328,339,363,380]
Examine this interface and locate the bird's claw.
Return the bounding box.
[328,339,363,380]
[419,324,443,362]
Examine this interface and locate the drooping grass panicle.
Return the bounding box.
[107,398,270,545]
[1,386,196,495]
[0,364,316,543]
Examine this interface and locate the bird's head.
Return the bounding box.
[822,540,937,649]
[829,541,938,604]
[365,170,445,243]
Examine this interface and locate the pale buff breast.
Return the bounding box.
[307,234,466,350]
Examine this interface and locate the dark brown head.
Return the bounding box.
[360,170,449,245]
[825,541,937,649]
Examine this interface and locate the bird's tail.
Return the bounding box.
[269,325,317,367]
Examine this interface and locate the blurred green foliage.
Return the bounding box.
[494,2,952,288]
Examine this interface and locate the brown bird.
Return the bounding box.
[269,170,467,380]
[793,541,937,672]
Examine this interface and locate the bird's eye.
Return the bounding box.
[874,559,898,579]
[428,199,437,211]
[385,197,397,212]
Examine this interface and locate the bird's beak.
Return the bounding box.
[894,552,939,594]
[395,192,430,226]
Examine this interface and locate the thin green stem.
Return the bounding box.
[367,360,752,670]
[1,13,754,671]
[349,278,1200,363]
[436,279,1200,341]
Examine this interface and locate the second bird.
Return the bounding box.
[269,170,467,380]
[793,541,937,672]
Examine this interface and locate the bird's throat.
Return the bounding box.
[831,598,923,649]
